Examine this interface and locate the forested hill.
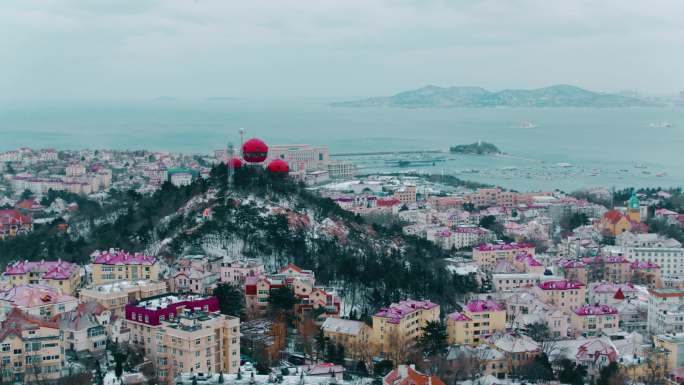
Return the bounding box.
[0,164,478,313]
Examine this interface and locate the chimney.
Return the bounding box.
[398,365,408,378]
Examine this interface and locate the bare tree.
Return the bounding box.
[297,317,318,361]
[386,328,412,365]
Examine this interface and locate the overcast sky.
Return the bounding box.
[2,0,683,101]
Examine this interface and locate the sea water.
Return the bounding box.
[1,98,683,191]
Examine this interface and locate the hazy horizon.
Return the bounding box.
[2,0,683,102]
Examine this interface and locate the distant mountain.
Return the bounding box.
[332,84,659,108]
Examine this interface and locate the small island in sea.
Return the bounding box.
[450,141,501,155]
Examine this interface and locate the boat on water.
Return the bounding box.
[656,172,667,177]
[514,121,539,129]
[634,163,647,169]
[557,162,572,168]
[649,121,673,128]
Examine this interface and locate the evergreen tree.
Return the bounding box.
[213,283,245,318]
[417,320,448,356]
[558,359,587,385]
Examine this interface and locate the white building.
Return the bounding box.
[267,144,330,172]
[170,172,193,187]
[647,288,684,334]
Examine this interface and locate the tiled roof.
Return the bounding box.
[466,299,503,313]
[0,307,58,341]
[447,312,472,322]
[375,299,439,324]
[474,242,535,251]
[0,284,77,308]
[92,250,156,266]
[538,280,584,290]
[573,304,618,316]
[383,365,445,385]
[4,259,77,280]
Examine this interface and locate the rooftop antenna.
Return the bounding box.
[238,127,245,148]
[227,142,234,192]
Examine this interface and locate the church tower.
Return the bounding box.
[627,193,641,223]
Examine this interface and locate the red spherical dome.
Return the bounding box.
[242,138,269,163]
[227,157,243,169]
[267,159,289,174]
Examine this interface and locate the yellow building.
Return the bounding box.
[472,243,536,272]
[535,280,586,311]
[394,185,417,205]
[156,312,240,383]
[321,318,372,360]
[447,300,506,346]
[654,333,684,371]
[124,294,240,384]
[371,299,440,359]
[598,210,634,237]
[3,260,81,295]
[90,249,159,285]
[570,304,619,337]
[0,308,64,384]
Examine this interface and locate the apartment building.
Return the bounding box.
[321,318,372,360]
[54,301,110,354]
[155,311,240,382]
[0,284,78,321]
[3,260,81,295]
[623,246,684,279]
[447,300,506,346]
[570,304,619,337]
[648,288,684,334]
[466,188,518,208]
[124,294,239,383]
[393,185,417,205]
[472,243,536,271]
[654,333,684,371]
[0,308,63,384]
[535,280,586,311]
[90,249,159,285]
[220,259,264,285]
[79,280,167,317]
[266,144,329,172]
[371,299,440,355]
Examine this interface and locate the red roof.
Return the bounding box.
[383,366,446,385]
[614,288,625,300]
[603,210,626,224]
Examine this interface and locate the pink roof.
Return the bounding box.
[4,260,77,280]
[514,252,542,267]
[93,250,156,266]
[601,255,630,264]
[592,283,638,294]
[447,312,472,322]
[656,208,679,216]
[474,242,535,251]
[466,299,503,313]
[573,304,618,316]
[559,259,587,268]
[454,226,489,234]
[375,299,439,324]
[538,280,584,290]
[0,284,77,308]
[631,260,660,269]
[434,229,451,238]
